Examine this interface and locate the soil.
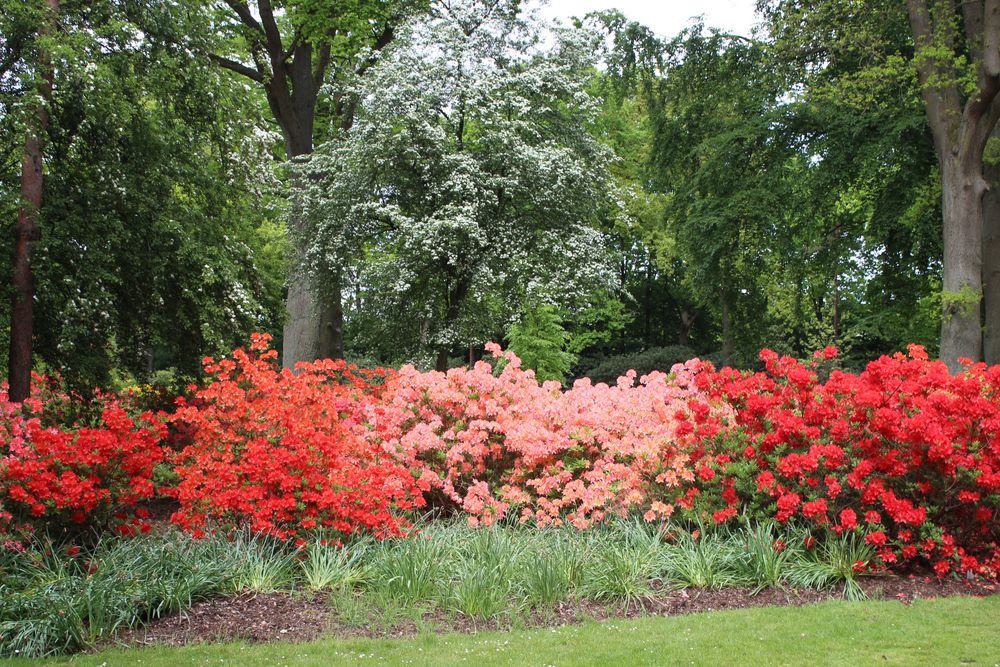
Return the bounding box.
[108,575,998,650]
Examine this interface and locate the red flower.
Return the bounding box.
[712,507,737,524]
[864,531,888,547]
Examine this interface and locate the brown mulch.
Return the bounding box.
[107,575,998,650]
[113,592,333,647]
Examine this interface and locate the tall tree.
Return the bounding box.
[2,1,288,391]
[296,0,616,369]
[903,0,1000,368]
[600,16,793,363]
[7,0,56,402]
[205,0,409,367]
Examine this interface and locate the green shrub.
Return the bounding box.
[506,303,577,384]
[584,345,696,384]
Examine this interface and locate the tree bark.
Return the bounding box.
[434,275,471,372]
[275,73,342,368]
[939,155,986,366]
[984,130,1000,364]
[678,306,695,347]
[213,3,397,368]
[8,0,56,403]
[435,349,450,373]
[905,0,1000,370]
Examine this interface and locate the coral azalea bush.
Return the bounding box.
[364,343,724,528]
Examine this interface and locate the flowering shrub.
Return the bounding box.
[1,377,165,545]
[363,344,727,528]
[167,334,424,541]
[681,345,1000,578]
[9,333,1000,582]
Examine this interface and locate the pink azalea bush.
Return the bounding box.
[360,343,729,528]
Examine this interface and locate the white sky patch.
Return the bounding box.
[540,0,760,38]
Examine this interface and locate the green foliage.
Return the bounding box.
[661,531,736,591]
[506,304,577,384]
[372,538,446,604]
[728,523,801,593]
[584,345,696,384]
[300,539,373,592]
[1,1,286,390]
[786,533,877,602]
[226,531,299,594]
[0,532,234,657]
[0,520,952,658]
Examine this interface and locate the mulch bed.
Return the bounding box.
[108,575,998,650]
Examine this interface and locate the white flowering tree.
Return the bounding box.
[294,0,616,369]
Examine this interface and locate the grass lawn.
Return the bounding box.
[14,595,999,667]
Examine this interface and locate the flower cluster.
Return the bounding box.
[167,334,424,541]
[362,344,726,528]
[683,345,1000,578]
[1,378,165,544]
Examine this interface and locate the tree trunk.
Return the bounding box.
[643,259,652,344]
[984,135,1000,364]
[832,273,841,341]
[435,349,450,372]
[940,155,986,369]
[905,0,1000,370]
[280,119,344,367]
[8,0,56,403]
[678,306,694,347]
[433,276,470,372]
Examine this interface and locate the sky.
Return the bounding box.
[540,0,760,38]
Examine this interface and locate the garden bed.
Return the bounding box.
[110,574,997,649]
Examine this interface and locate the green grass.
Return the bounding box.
[13,596,1000,666]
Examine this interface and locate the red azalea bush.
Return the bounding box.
[680,345,1000,578]
[362,343,725,528]
[167,333,425,540]
[1,377,165,545]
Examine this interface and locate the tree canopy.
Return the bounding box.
[3,0,995,389]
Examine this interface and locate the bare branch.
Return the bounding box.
[257,0,286,55]
[209,53,263,82]
[283,30,303,63]
[223,0,264,35]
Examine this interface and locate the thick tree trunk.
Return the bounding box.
[433,277,470,372]
[8,137,43,402]
[984,140,1000,365]
[280,124,343,368]
[212,10,397,369]
[8,0,56,403]
[905,0,1000,370]
[280,257,343,367]
[832,273,841,341]
[940,156,985,369]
